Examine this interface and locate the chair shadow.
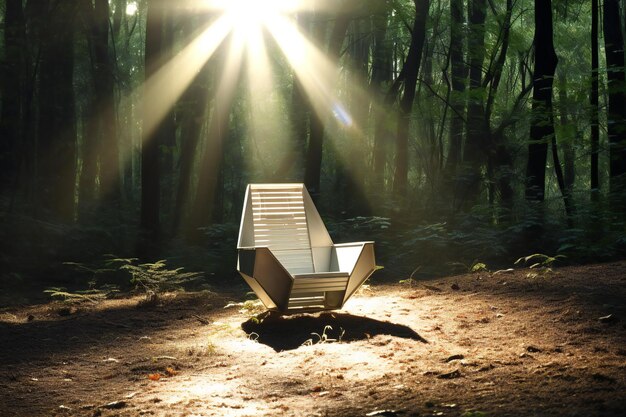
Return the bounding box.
[241,311,428,351]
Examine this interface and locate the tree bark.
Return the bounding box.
[461,0,487,203]
[140,0,166,251]
[186,42,242,242]
[603,0,626,203]
[525,0,558,202]
[37,0,78,221]
[590,0,599,199]
[303,12,347,199]
[445,0,466,179]
[371,4,392,190]
[80,0,121,208]
[0,0,26,188]
[392,0,429,196]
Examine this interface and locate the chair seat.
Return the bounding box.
[292,273,350,293]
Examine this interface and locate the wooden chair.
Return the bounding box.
[236,183,376,313]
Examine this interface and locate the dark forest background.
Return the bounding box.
[1,0,625,293]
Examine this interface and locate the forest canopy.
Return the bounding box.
[1,0,625,286]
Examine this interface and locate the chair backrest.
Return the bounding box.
[237,184,333,274]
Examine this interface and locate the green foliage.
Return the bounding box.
[122,259,204,293]
[44,286,119,303]
[515,253,565,279]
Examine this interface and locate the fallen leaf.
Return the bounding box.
[148,373,161,381]
[165,367,178,377]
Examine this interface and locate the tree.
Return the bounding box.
[0,0,26,189]
[525,0,558,203]
[36,0,79,221]
[304,10,348,198]
[370,3,393,189]
[590,0,599,198]
[445,0,466,181]
[140,0,166,252]
[461,0,487,204]
[79,0,121,208]
[603,0,626,204]
[393,0,430,196]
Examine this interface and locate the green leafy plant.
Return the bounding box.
[514,253,565,279]
[121,259,204,294]
[399,265,421,286]
[44,285,119,303]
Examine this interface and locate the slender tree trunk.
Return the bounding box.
[341,17,372,215]
[37,0,78,222]
[603,0,626,204]
[557,74,576,195]
[304,12,348,198]
[160,12,178,220]
[173,23,210,233]
[393,0,430,196]
[525,0,558,202]
[273,13,310,181]
[485,0,514,209]
[445,0,466,179]
[80,0,121,207]
[140,0,166,252]
[461,0,487,204]
[0,0,25,188]
[591,0,600,199]
[371,5,392,190]
[186,42,242,242]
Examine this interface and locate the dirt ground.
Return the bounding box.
[0,262,625,417]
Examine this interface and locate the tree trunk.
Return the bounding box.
[371,4,392,190]
[304,12,347,199]
[445,0,466,180]
[557,74,576,196]
[590,0,600,199]
[603,0,626,204]
[341,16,372,215]
[525,0,558,202]
[0,0,26,188]
[392,0,429,196]
[80,0,121,209]
[273,13,310,182]
[37,0,78,222]
[173,47,210,233]
[140,0,166,252]
[186,42,242,242]
[461,0,487,204]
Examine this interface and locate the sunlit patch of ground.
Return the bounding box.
[0,263,625,416]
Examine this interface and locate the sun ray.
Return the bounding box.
[265,13,352,130]
[140,13,233,141]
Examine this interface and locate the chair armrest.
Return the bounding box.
[333,241,374,248]
[331,242,374,274]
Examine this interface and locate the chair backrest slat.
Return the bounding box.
[250,185,314,274]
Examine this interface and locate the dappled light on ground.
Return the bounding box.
[1,263,625,416]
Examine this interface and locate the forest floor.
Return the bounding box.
[0,262,625,417]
